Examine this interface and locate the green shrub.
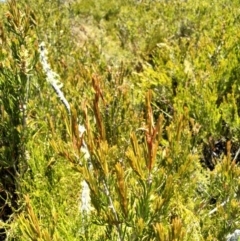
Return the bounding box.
[1,0,240,240]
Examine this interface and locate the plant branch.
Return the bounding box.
[103,180,123,241]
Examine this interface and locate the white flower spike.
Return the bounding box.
[39,42,71,115]
[39,42,92,214]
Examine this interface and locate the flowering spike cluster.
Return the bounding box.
[226,229,240,241]
[39,42,71,115]
[39,42,92,214]
[78,124,93,213]
[80,180,92,214]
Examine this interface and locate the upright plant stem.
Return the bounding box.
[103,180,123,241]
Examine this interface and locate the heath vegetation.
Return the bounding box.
[1,0,240,240]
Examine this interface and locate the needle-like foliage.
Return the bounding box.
[1,0,240,240]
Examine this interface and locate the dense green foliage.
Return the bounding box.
[1,0,240,240]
